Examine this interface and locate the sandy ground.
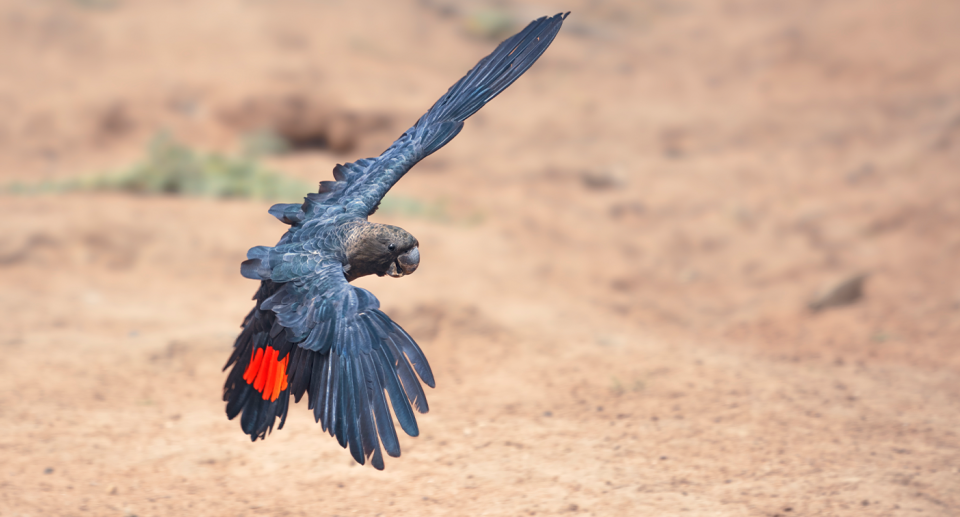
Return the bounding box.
[1,0,959,515]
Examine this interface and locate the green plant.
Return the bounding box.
[6,134,311,201]
[375,195,484,226]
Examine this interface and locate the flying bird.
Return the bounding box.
[223,13,568,469]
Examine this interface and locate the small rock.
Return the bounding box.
[219,93,391,154]
[43,467,53,475]
[808,273,868,312]
[845,163,875,184]
[609,200,645,218]
[580,170,624,190]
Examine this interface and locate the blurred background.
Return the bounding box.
[1,0,958,515]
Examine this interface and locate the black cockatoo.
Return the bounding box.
[223,13,568,469]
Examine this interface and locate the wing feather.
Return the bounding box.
[363,353,401,457]
[323,349,339,435]
[229,255,435,467]
[374,347,420,437]
[344,354,365,464]
[291,13,568,218]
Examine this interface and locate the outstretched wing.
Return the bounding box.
[268,13,568,224]
[226,259,435,470]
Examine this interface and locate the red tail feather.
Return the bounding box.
[243,346,289,402]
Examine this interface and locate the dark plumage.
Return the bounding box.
[223,13,568,469]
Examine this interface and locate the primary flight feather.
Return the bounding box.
[223,12,568,470]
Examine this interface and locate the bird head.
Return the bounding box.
[380,228,420,278]
[345,223,419,281]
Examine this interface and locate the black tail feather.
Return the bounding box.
[223,281,292,441]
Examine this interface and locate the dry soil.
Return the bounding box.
[0,0,959,515]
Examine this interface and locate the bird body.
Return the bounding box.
[224,13,568,469]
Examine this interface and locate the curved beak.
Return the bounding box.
[397,246,420,275]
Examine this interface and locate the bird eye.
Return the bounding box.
[388,243,396,251]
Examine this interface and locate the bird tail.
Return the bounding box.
[416,12,568,156]
[223,281,293,440]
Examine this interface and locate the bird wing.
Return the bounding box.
[267,12,568,223]
[233,256,435,470]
